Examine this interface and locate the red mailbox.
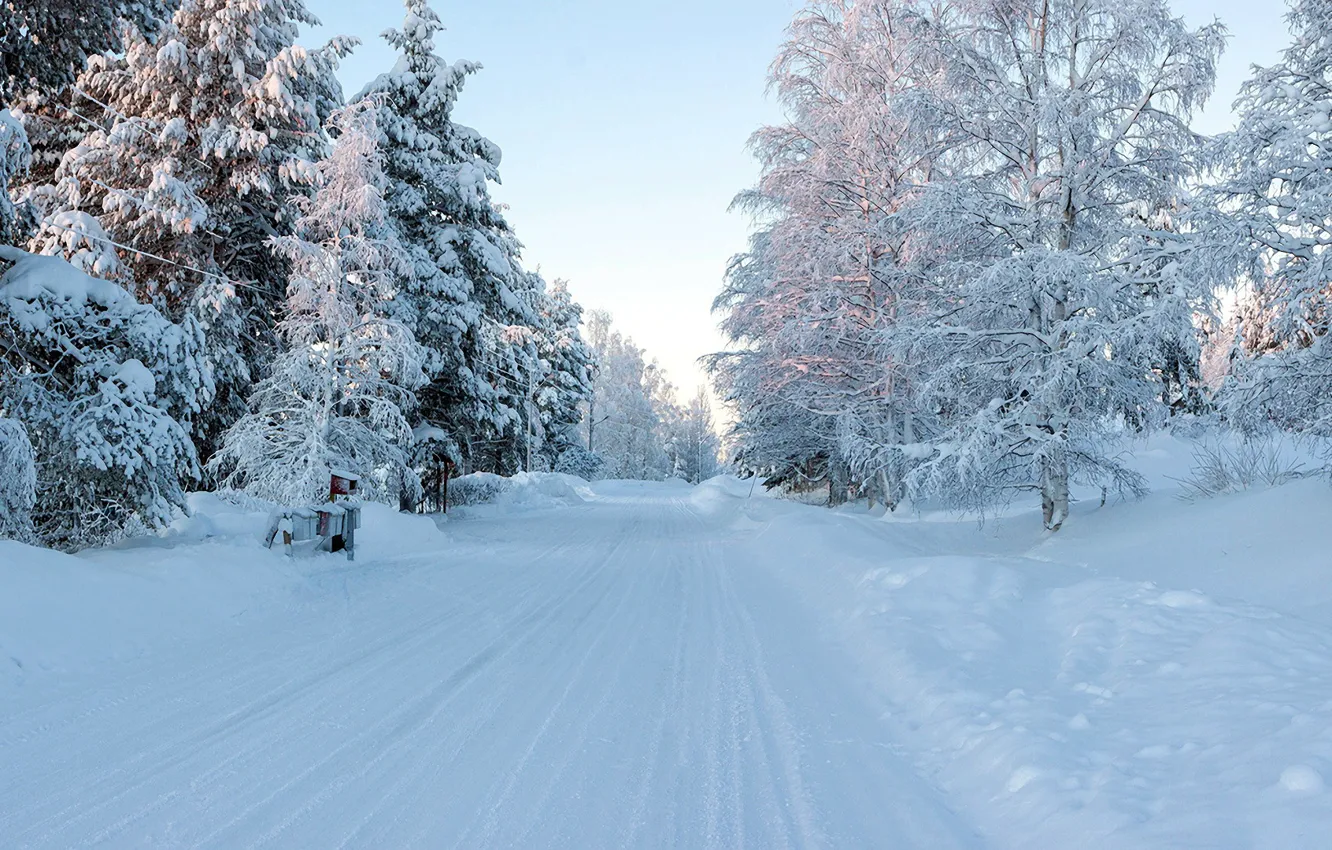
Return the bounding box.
[330,470,359,500]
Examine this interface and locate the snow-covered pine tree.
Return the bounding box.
[895,0,1223,529]
[209,100,424,505]
[3,0,179,243]
[358,0,534,473]
[533,278,595,469]
[25,0,354,462]
[0,246,209,549]
[0,108,31,244]
[1206,0,1332,438]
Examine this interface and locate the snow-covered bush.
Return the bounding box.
[445,471,591,511]
[447,473,512,509]
[554,446,603,480]
[0,418,37,542]
[0,247,209,549]
[1176,437,1312,502]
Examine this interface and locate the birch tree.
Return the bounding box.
[898,0,1223,528]
[210,101,424,504]
[1206,0,1332,438]
[713,0,945,506]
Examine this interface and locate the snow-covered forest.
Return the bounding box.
[713,0,1332,527]
[5,1,1332,846]
[0,0,717,550]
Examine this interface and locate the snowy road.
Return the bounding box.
[0,485,980,848]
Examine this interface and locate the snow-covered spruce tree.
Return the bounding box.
[26,0,353,463]
[209,101,425,505]
[0,108,32,244]
[534,278,595,469]
[358,0,535,473]
[1,0,178,103]
[0,418,37,543]
[0,246,209,549]
[2,0,178,242]
[893,0,1223,529]
[1205,0,1332,438]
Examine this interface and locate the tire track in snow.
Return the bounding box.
[181,529,626,848]
[11,529,607,847]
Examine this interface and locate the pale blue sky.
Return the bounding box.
[310,0,1292,402]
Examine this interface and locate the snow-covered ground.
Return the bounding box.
[2,441,1330,848]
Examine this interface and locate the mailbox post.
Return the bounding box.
[264,472,362,561]
[329,470,359,560]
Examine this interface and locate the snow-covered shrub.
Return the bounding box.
[0,247,209,549]
[1176,438,1311,502]
[0,418,37,542]
[554,446,603,481]
[447,473,512,509]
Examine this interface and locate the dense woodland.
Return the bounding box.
[711,0,1332,527]
[0,0,717,549]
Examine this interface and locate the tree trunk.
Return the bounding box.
[441,460,450,514]
[828,455,849,507]
[1041,452,1069,531]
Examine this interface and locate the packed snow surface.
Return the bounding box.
[3,445,1331,848]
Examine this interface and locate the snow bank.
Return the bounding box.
[0,491,450,684]
[0,526,298,683]
[687,474,755,516]
[730,435,1332,849]
[447,471,593,516]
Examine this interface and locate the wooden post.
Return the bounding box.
[442,458,452,513]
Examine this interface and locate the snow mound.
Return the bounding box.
[688,474,755,516]
[0,490,454,684]
[0,532,299,683]
[1280,765,1325,794]
[448,471,593,515]
[730,447,1332,849]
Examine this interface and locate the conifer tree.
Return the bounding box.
[26,0,353,462]
[358,0,535,472]
[0,246,209,549]
[2,0,178,103]
[534,278,595,468]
